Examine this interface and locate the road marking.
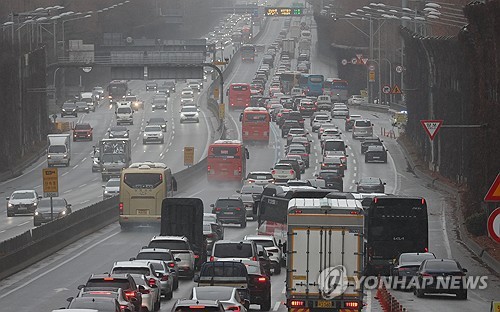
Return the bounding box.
[314,166,318,171]
[17,221,30,227]
[73,164,79,169]
[81,157,87,163]
[273,302,280,311]
[353,172,357,177]
[352,159,356,164]
[366,289,372,312]
[80,200,90,204]
[0,229,120,299]
[442,202,452,259]
[80,183,87,187]
[63,189,72,194]
[0,230,5,233]
[282,285,286,294]
[352,180,355,183]
[61,172,69,177]
[349,186,353,190]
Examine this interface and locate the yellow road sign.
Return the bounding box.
[219,103,225,120]
[184,147,194,166]
[214,87,219,98]
[42,168,59,197]
[369,70,376,82]
[491,301,500,312]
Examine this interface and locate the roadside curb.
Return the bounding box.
[396,136,500,274]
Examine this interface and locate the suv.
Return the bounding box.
[172,299,225,312]
[352,119,374,139]
[115,103,134,125]
[361,137,383,154]
[210,197,246,228]
[147,236,196,278]
[133,247,180,290]
[152,97,167,111]
[210,240,258,262]
[61,102,78,117]
[80,274,142,312]
[345,114,363,131]
[72,123,93,141]
[244,235,283,273]
[143,125,164,144]
[277,159,301,180]
[146,81,157,91]
[365,145,388,163]
[271,163,296,184]
[287,111,305,127]
[316,170,344,191]
[6,190,40,216]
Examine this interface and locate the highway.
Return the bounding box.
[0,8,497,312]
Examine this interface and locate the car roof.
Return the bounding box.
[151,235,188,241]
[113,261,151,268]
[175,299,221,307]
[139,247,171,253]
[244,235,274,241]
[11,189,36,193]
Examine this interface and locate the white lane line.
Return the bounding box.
[62,172,69,177]
[168,142,172,147]
[0,230,120,299]
[353,172,357,177]
[0,230,5,233]
[353,159,356,164]
[366,289,372,312]
[80,200,90,204]
[81,157,87,163]
[314,166,318,171]
[442,202,452,259]
[17,221,30,227]
[188,189,205,198]
[352,180,356,184]
[35,184,41,189]
[80,183,87,187]
[282,285,286,294]
[74,164,79,169]
[63,189,72,194]
[273,302,280,311]
[133,143,137,148]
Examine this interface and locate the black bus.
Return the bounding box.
[365,196,429,276]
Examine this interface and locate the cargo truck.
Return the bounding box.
[47,134,71,167]
[161,198,208,270]
[282,39,296,58]
[98,138,131,181]
[285,197,364,312]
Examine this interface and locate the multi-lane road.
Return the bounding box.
[0,9,497,312]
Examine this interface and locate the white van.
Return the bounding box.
[115,102,133,125]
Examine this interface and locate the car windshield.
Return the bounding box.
[315,116,329,121]
[11,192,35,199]
[214,243,253,258]
[63,103,76,109]
[75,124,90,130]
[359,178,381,185]
[182,106,198,112]
[145,126,161,132]
[149,240,189,250]
[241,185,263,194]
[400,254,435,264]
[195,288,233,301]
[112,267,150,275]
[319,171,341,179]
[86,279,130,289]
[425,260,460,271]
[111,127,126,132]
[216,199,241,208]
[48,145,66,153]
[101,154,126,163]
[136,252,172,261]
[149,119,165,124]
[117,107,131,114]
[274,164,291,170]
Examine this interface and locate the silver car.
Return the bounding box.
[191,286,249,312]
[102,178,120,199]
[244,235,284,274]
[133,259,173,299]
[6,190,40,216]
[143,125,164,144]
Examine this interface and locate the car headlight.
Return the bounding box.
[61,210,66,215]
[104,190,109,194]
[8,203,12,208]
[34,211,39,216]
[159,133,164,138]
[143,134,147,138]
[33,202,37,206]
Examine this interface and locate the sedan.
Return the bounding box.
[180,105,200,123]
[75,101,90,113]
[391,252,436,289]
[414,259,468,299]
[245,171,274,186]
[143,125,164,144]
[6,189,40,216]
[191,286,249,312]
[108,126,129,138]
[147,117,167,132]
[365,145,388,163]
[356,177,386,193]
[102,178,120,199]
[34,197,71,226]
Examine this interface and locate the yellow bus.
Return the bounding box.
[119,162,177,229]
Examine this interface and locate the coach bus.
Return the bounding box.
[324,78,349,102]
[207,140,249,182]
[298,74,324,96]
[108,80,128,105]
[240,44,256,62]
[119,162,177,230]
[240,107,270,143]
[365,196,429,276]
[227,83,251,110]
[279,71,302,95]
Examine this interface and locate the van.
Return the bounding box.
[352,119,374,139]
[115,102,133,125]
[322,139,347,156]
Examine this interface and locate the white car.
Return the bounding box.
[291,87,303,97]
[180,105,200,123]
[191,287,249,312]
[320,128,342,142]
[102,178,120,199]
[188,81,201,92]
[271,163,296,183]
[245,171,274,186]
[180,89,195,104]
[311,114,332,132]
[347,95,365,105]
[331,104,349,119]
[143,125,164,144]
[6,190,40,216]
[244,235,284,273]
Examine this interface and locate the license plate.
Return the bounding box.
[373,156,380,159]
[137,209,149,215]
[318,300,332,308]
[224,212,234,215]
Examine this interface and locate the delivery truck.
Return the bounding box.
[47,134,71,167]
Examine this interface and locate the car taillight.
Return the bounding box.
[257,277,267,282]
[345,302,359,308]
[215,207,222,211]
[290,300,304,307]
[398,267,410,272]
[210,256,214,261]
[161,274,169,281]
[421,273,432,277]
[424,247,429,252]
[271,170,276,175]
[248,179,255,183]
[235,207,241,211]
[207,165,211,172]
[238,166,242,173]
[252,256,257,261]
[125,291,136,298]
[290,170,295,174]
[148,278,156,287]
[227,306,241,312]
[194,254,200,259]
[121,305,129,310]
[168,262,175,267]
[119,202,123,215]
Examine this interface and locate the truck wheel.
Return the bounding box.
[240,219,247,228]
[260,295,271,311]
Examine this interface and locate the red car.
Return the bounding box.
[72,123,93,141]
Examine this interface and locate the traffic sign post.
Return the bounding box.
[487,207,500,243]
[396,65,403,73]
[485,174,500,202]
[184,147,194,167]
[420,120,443,141]
[369,70,375,82]
[219,103,225,120]
[391,84,402,94]
[382,85,391,94]
[43,168,58,221]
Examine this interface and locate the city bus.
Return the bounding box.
[227,83,251,110]
[108,80,128,105]
[119,162,177,229]
[365,196,429,276]
[207,140,249,182]
[240,44,256,62]
[298,74,324,96]
[323,78,349,102]
[240,107,270,143]
[279,71,302,95]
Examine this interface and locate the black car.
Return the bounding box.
[356,177,386,193]
[365,145,388,163]
[281,120,301,138]
[320,156,345,176]
[414,259,468,299]
[61,102,78,117]
[152,97,167,111]
[391,252,436,288]
[33,197,71,226]
[75,101,90,113]
[243,260,272,311]
[316,170,344,191]
[361,137,383,154]
[173,299,226,312]
[211,197,246,228]
[164,80,176,93]
[108,126,129,138]
[287,111,305,127]
[147,117,167,132]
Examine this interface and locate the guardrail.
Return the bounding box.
[0,15,271,280]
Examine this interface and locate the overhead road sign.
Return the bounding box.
[420,120,443,141]
[265,7,303,16]
[487,207,500,243]
[485,174,500,202]
[43,168,59,197]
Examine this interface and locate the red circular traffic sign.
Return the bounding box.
[487,207,500,243]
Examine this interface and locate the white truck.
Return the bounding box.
[290,20,301,41]
[281,39,296,58]
[285,198,364,312]
[47,134,71,167]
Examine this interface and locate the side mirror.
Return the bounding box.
[175,258,182,262]
[193,274,200,282]
[236,190,241,193]
[462,268,468,273]
[102,185,106,188]
[67,204,72,207]
[129,257,136,261]
[210,203,215,208]
[66,297,74,303]
[239,113,243,122]
[77,284,85,290]
[5,197,9,201]
[138,285,146,291]
[258,250,264,256]
[383,182,387,185]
